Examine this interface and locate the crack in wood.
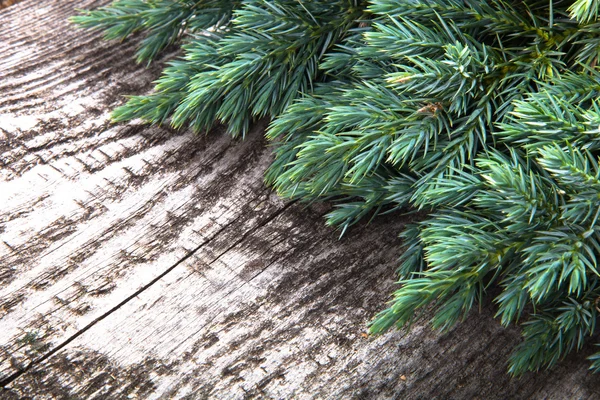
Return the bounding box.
[0,201,295,388]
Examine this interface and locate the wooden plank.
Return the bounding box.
[1,1,600,399]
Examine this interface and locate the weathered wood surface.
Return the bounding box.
[0,1,20,10]
[1,1,600,399]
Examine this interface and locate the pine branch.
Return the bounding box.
[75,0,600,375]
[71,0,237,63]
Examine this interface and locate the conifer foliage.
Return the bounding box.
[74,0,600,374]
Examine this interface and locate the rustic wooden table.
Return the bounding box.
[1,1,599,398]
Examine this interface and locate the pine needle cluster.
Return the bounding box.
[73,0,600,375]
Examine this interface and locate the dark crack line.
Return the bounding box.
[160,234,293,353]
[119,205,294,352]
[174,208,336,351]
[0,134,236,298]
[23,186,274,342]
[0,199,297,388]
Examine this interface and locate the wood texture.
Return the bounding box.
[0,1,21,10]
[1,1,600,399]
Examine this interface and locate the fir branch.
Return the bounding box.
[75,0,600,375]
[72,0,237,63]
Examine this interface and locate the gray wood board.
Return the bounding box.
[0,1,599,398]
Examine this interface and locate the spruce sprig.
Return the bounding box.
[74,0,600,375]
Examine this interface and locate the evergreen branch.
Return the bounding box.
[509,296,597,375]
[72,0,236,63]
[76,0,600,375]
[569,0,600,23]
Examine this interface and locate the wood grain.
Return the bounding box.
[1,1,600,399]
[0,0,20,10]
